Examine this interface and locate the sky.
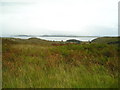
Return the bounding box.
[0,0,119,36]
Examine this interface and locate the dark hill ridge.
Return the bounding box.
[66,39,81,44]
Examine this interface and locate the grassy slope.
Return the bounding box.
[91,37,120,44]
[2,37,119,88]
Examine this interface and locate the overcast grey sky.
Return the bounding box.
[0,0,119,36]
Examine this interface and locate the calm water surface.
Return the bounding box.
[12,36,98,41]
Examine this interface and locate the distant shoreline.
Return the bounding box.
[1,34,119,38]
[1,36,99,42]
[1,35,119,42]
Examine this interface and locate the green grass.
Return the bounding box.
[2,37,119,88]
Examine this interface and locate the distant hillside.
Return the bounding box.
[2,38,53,46]
[91,37,120,44]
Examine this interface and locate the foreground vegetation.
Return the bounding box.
[2,37,119,88]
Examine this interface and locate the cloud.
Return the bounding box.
[0,0,119,36]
